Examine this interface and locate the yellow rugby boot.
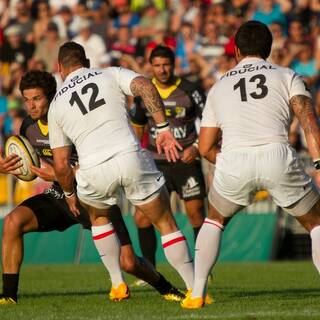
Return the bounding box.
[162,287,185,302]
[181,295,204,309]
[109,283,130,301]
[0,296,17,305]
[185,289,214,305]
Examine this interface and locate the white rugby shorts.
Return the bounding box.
[210,143,316,214]
[76,149,165,209]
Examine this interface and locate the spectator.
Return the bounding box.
[251,0,291,27]
[136,4,169,48]
[205,3,229,35]
[289,0,312,26]
[0,25,34,69]
[290,42,319,93]
[1,97,25,139]
[52,5,80,39]
[6,0,34,43]
[32,22,65,73]
[109,0,140,40]
[90,1,111,44]
[72,19,109,68]
[197,22,228,69]
[226,0,251,20]
[110,26,136,64]
[269,21,287,51]
[175,22,201,74]
[32,0,52,44]
[282,19,313,66]
[2,62,25,97]
[170,0,201,34]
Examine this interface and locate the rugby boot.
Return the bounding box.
[0,296,17,305]
[130,279,148,288]
[185,289,214,305]
[181,295,204,309]
[162,287,185,302]
[109,283,130,301]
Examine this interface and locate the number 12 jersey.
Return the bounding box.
[48,67,141,169]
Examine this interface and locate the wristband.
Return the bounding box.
[63,190,75,198]
[313,159,320,170]
[156,121,169,129]
[156,121,170,134]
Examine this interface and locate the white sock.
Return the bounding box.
[310,225,320,273]
[92,223,124,287]
[192,218,224,298]
[161,230,194,289]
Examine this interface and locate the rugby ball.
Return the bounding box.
[4,135,40,181]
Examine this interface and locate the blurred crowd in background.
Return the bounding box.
[0,0,320,179]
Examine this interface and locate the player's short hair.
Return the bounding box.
[235,21,272,60]
[19,70,57,103]
[58,41,90,68]
[149,45,175,65]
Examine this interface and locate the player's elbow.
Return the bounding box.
[198,144,210,159]
[53,160,68,177]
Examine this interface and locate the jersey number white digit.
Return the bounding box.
[69,83,106,115]
[233,74,268,102]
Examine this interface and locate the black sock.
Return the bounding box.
[153,273,173,295]
[193,226,201,241]
[108,205,132,246]
[138,226,157,266]
[2,273,19,302]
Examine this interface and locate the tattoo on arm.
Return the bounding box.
[290,94,320,158]
[130,76,164,115]
[290,95,316,135]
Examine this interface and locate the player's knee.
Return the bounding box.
[187,211,204,227]
[120,254,136,274]
[186,205,205,226]
[134,210,152,228]
[3,212,24,236]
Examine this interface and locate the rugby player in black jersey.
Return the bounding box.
[131,45,207,270]
[0,70,184,304]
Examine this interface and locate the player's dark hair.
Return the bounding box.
[149,45,175,65]
[58,41,90,68]
[19,70,57,103]
[235,21,273,60]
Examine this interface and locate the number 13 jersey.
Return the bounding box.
[48,67,141,169]
[201,57,311,152]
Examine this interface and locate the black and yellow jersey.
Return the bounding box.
[20,116,78,166]
[130,77,206,160]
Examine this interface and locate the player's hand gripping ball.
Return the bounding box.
[5,135,40,181]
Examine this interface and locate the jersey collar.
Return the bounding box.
[237,57,265,67]
[151,77,181,99]
[37,120,49,136]
[64,67,87,82]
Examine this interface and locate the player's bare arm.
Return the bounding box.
[52,146,80,216]
[181,145,199,164]
[30,159,57,182]
[130,76,182,162]
[290,95,320,160]
[130,76,166,122]
[198,127,221,163]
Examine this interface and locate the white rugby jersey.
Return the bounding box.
[201,57,311,152]
[48,67,141,169]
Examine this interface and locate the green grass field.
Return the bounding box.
[1,261,320,320]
